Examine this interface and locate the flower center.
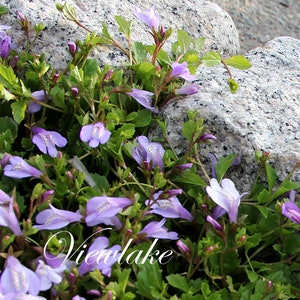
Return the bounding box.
[157,199,173,209]
[97,200,110,214]
[92,125,104,139]
[38,133,55,147]
[11,267,28,293]
[45,212,58,225]
[13,163,24,171]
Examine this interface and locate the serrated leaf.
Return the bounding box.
[215,153,238,181]
[0,6,9,15]
[11,100,26,124]
[132,41,148,63]
[202,51,221,66]
[166,274,189,293]
[0,116,18,138]
[0,64,18,89]
[227,78,239,93]
[265,162,277,192]
[223,55,251,70]
[177,29,192,54]
[115,15,132,39]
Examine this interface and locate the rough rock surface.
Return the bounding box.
[2,0,239,69]
[212,0,300,53]
[159,36,300,189]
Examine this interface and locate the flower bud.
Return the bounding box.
[67,41,77,54]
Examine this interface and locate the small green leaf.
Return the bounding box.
[256,205,269,218]
[227,78,239,93]
[132,41,148,63]
[174,172,207,187]
[0,6,9,15]
[215,153,238,181]
[177,29,192,54]
[0,64,18,90]
[11,100,26,124]
[115,15,132,39]
[202,51,221,66]
[166,274,190,293]
[245,269,259,283]
[265,162,277,192]
[132,109,152,127]
[223,55,251,70]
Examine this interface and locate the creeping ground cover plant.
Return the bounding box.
[0,3,300,299]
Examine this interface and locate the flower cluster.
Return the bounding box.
[0,3,298,300]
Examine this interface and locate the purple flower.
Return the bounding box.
[0,33,11,59]
[282,201,300,224]
[206,178,248,223]
[85,196,132,228]
[170,62,197,81]
[32,127,67,158]
[176,240,190,254]
[206,215,223,231]
[132,135,165,170]
[175,83,200,95]
[175,163,193,171]
[28,90,48,113]
[3,156,42,179]
[134,6,160,31]
[0,189,22,236]
[199,133,217,142]
[35,260,63,291]
[126,88,158,113]
[34,204,82,230]
[67,41,77,54]
[139,218,178,240]
[78,236,121,276]
[0,256,41,295]
[80,122,111,147]
[145,190,193,221]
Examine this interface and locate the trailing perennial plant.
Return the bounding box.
[0,3,299,299]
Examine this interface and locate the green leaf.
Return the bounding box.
[132,109,152,127]
[115,15,132,39]
[256,205,269,218]
[265,162,277,192]
[83,59,99,76]
[177,29,192,54]
[50,86,66,109]
[272,180,300,200]
[174,172,207,187]
[257,189,270,204]
[0,64,18,90]
[135,261,164,299]
[0,116,18,138]
[102,21,113,41]
[202,51,221,66]
[215,153,238,181]
[0,6,9,15]
[227,78,239,93]
[132,41,148,63]
[223,55,251,70]
[166,274,189,293]
[245,269,259,283]
[11,100,26,124]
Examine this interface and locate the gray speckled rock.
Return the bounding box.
[2,0,239,69]
[158,36,300,190]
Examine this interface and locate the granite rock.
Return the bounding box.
[157,36,300,190]
[2,0,239,70]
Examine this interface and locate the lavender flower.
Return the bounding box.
[80,122,111,147]
[132,135,165,170]
[145,190,193,221]
[35,260,63,291]
[32,127,67,158]
[67,41,77,54]
[175,83,200,95]
[282,201,300,224]
[3,156,42,179]
[0,33,11,59]
[206,215,223,231]
[139,218,178,240]
[170,62,197,81]
[0,256,41,295]
[134,6,160,31]
[126,88,159,113]
[206,178,247,223]
[34,204,82,230]
[0,189,22,236]
[28,90,48,113]
[199,133,217,142]
[78,236,121,276]
[176,240,190,253]
[85,196,132,228]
